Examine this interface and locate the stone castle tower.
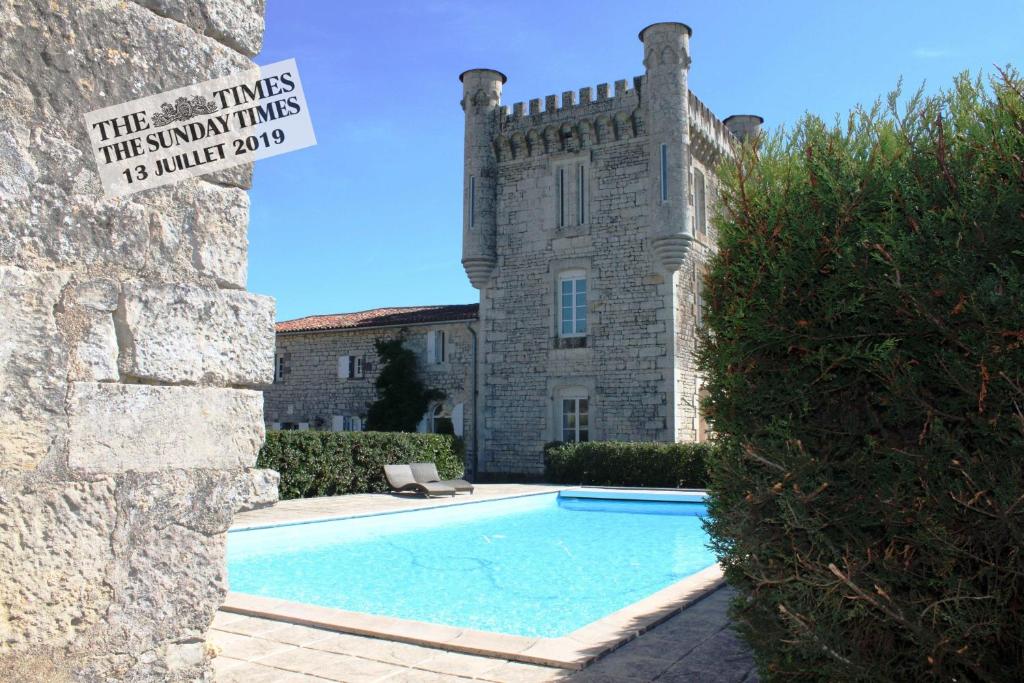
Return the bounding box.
[460,22,762,475]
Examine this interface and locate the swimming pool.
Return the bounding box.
[227,491,716,639]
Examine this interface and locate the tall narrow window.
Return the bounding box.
[274,355,285,382]
[695,270,704,330]
[557,167,566,227]
[427,330,446,364]
[559,273,587,337]
[469,176,476,229]
[577,164,586,224]
[660,143,669,202]
[694,169,706,235]
[562,397,589,442]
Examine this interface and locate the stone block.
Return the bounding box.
[119,282,274,385]
[0,266,71,469]
[0,2,255,284]
[58,277,120,382]
[132,0,267,56]
[0,474,117,649]
[233,468,280,512]
[67,382,265,474]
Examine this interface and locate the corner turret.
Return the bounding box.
[724,114,764,143]
[640,22,693,272]
[460,68,506,289]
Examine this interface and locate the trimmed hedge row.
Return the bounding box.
[544,441,712,488]
[257,430,464,500]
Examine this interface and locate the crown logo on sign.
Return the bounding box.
[150,95,219,127]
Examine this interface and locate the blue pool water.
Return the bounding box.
[227,492,715,638]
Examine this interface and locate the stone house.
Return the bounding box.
[264,21,761,477]
[264,304,479,440]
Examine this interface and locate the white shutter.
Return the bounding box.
[416,413,429,433]
[298,422,309,431]
[338,355,350,379]
[426,331,436,364]
[352,416,362,432]
[331,415,345,432]
[269,422,281,430]
[452,402,464,437]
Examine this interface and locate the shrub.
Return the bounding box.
[544,441,712,488]
[365,336,444,432]
[258,430,464,499]
[698,72,1024,681]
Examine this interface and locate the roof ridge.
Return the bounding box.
[278,303,477,325]
[276,303,479,334]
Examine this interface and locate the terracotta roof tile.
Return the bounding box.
[276,304,479,333]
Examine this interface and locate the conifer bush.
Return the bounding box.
[699,72,1024,681]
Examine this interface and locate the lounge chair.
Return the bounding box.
[410,462,474,494]
[383,464,456,497]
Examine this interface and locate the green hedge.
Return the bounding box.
[544,441,712,488]
[258,430,464,500]
[699,72,1024,681]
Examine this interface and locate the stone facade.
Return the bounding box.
[263,308,479,463]
[268,22,759,477]
[461,22,760,474]
[0,1,275,681]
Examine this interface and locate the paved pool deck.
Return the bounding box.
[213,485,759,682]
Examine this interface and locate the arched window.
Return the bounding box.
[430,403,454,435]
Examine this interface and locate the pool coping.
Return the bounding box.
[222,487,724,670]
[229,488,564,532]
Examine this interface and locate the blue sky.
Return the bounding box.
[250,0,1023,322]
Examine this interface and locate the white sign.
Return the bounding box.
[83,58,316,198]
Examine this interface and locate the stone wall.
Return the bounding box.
[479,135,673,474]
[465,23,738,474]
[265,323,478,464]
[0,1,275,681]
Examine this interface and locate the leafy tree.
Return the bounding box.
[699,71,1024,682]
[365,335,444,432]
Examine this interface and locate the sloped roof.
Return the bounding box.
[276,304,479,334]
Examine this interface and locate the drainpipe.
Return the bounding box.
[467,324,479,481]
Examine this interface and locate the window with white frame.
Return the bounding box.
[695,265,705,331]
[274,354,285,382]
[331,415,362,432]
[426,330,445,364]
[561,396,589,443]
[338,355,364,380]
[694,168,706,235]
[559,271,587,337]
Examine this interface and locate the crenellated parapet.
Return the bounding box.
[459,21,759,284]
[689,91,735,166]
[493,77,644,161]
